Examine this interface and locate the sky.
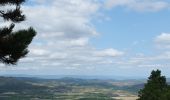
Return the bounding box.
[1,0,170,78]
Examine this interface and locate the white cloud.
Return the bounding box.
[105,0,132,8]
[0,0,124,73]
[155,33,170,48]
[1,0,170,77]
[105,0,170,12]
[69,38,89,46]
[106,35,170,68]
[30,48,50,56]
[95,48,124,57]
[155,33,170,43]
[18,0,100,39]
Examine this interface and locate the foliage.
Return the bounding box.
[138,69,170,100]
[0,0,36,64]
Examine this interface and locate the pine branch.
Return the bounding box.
[0,0,36,65]
[0,24,15,37]
[0,28,36,64]
[0,0,25,5]
[0,6,25,23]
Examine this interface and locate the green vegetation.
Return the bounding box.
[2,70,170,100]
[0,0,36,64]
[138,69,170,100]
[0,77,140,100]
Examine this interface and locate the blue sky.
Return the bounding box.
[1,0,170,78]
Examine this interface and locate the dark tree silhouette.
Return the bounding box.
[0,0,36,65]
[138,69,170,100]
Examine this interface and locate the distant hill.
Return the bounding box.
[0,76,144,92]
[0,76,168,99]
[167,78,170,82]
[0,77,48,93]
[0,76,143,100]
[0,74,147,80]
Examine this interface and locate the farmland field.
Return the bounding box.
[0,77,143,100]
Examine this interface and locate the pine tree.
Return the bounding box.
[0,0,36,65]
[138,69,170,100]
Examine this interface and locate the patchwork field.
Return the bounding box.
[0,77,143,100]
